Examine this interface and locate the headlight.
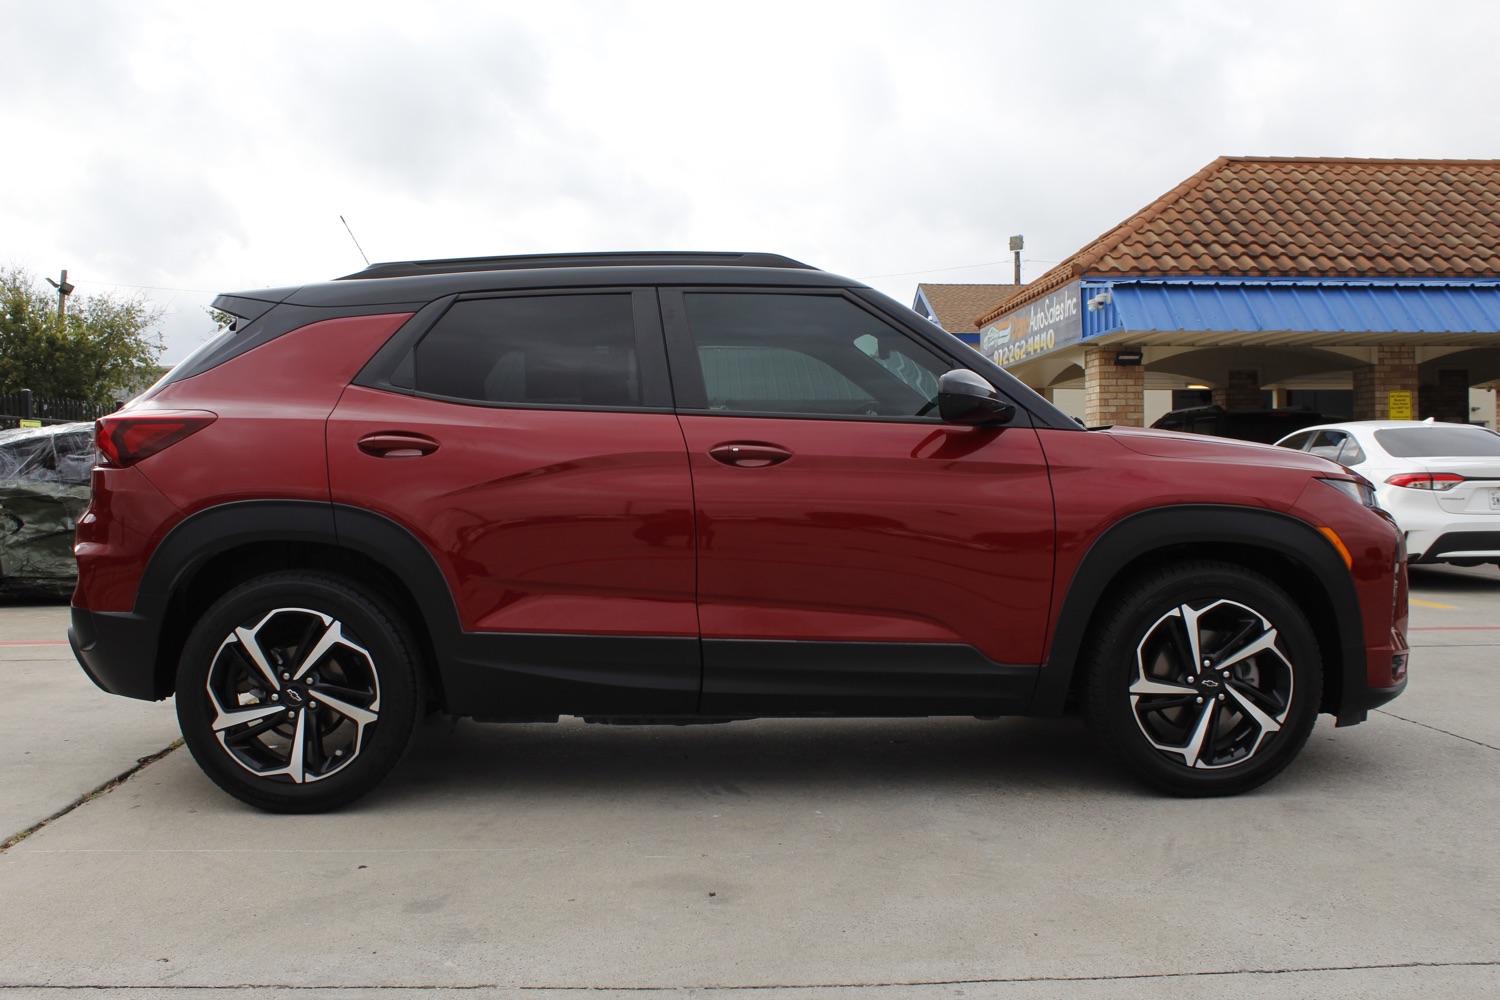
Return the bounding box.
[1319,476,1379,509]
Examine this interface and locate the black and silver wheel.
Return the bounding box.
[1080,561,1321,796]
[175,572,421,812]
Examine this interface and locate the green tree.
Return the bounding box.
[1,266,166,405]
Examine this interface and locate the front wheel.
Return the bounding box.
[1080,562,1322,796]
[175,572,421,812]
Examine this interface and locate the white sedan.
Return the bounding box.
[1274,420,1500,566]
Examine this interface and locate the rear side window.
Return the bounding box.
[413,295,640,407]
[1374,426,1500,458]
[1307,431,1346,460]
[1336,436,1366,465]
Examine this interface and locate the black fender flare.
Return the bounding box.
[1030,504,1363,718]
[128,500,462,696]
[137,500,338,620]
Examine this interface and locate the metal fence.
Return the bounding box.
[0,389,120,429]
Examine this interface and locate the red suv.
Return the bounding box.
[69,253,1409,811]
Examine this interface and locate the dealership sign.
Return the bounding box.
[979,281,1083,366]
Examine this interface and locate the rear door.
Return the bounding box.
[661,288,1054,716]
[328,289,699,715]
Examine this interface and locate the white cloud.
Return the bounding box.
[2,0,1497,362]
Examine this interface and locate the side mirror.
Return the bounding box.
[937,369,1015,426]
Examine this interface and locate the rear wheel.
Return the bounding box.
[175,572,421,812]
[1080,561,1321,796]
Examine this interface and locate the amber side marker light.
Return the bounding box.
[1318,526,1353,569]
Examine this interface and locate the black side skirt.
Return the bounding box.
[700,639,1038,717]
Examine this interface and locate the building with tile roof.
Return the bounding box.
[974,157,1500,427]
[912,283,1020,341]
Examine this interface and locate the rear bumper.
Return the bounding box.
[1409,529,1500,563]
[69,606,164,702]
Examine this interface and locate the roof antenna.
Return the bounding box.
[340,215,370,266]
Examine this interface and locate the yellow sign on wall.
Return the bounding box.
[1388,391,1413,420]
[18,419,42,428]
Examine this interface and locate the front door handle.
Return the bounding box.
[357,431,440,458]
[708,442,793,468]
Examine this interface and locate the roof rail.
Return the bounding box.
[337,251,816,280]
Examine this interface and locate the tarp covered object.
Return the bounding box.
[0,423,94,597]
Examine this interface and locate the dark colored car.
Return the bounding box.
[0,422,94,598]
[1151,405,1341,444]
[69,252,1409,811]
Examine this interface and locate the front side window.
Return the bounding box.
[413,294,640,407]
[679,293,950,418]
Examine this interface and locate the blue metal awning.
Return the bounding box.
[1090,277,1500,339]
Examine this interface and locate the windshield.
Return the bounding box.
[1374,426,1500,458]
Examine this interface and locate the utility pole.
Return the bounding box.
[45,269,75,318]
[1009,236,1024,285]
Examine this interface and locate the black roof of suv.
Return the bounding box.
[193,251,1084,431]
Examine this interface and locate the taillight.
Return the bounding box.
[95,411,217,467]
[1384,472,1464,492]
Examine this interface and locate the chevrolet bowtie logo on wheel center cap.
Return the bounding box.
[1200,678,1220,689]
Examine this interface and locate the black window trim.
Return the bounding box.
[658,285,1032,426]
[352,287,675,413]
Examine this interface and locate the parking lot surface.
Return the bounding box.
[2,567,1497,998]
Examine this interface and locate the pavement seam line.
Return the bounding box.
[1374,709,1500,752]
[2,960,1497,991]
[0,740,184,854]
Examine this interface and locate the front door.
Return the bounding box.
[661,289,1055,715]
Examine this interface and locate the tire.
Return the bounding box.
[1079,561,1322,796]
[175,572,421,813]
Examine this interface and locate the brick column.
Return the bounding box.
[1211,369,1262,410]
[1352,346,1418,420]
[1419,369,1469,423]
[1084,346,1144,427]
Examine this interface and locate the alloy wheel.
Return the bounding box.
[205,607,382,784]
[1128,598,1295,770]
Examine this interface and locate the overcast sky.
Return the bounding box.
[3,0,1497,363]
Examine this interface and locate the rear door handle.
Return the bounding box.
[708,442,793,468]
[357,431,440,458]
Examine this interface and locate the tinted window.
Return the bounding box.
[414,295,640,407]
[1277,431,1316,451]
[1307,431,1346,461]
[1336,436,1366,465]
[680,293,949,418]
[1374,426,1500,458]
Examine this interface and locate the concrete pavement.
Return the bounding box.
[1,567,1497,997]
[0,603,178,841]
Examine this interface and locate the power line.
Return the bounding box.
[70,278,221,294]
[862,258,1065,280]
[862,260,1012,279]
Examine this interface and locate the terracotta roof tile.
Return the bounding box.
[915,283,1022,333]
[977,156,1500,327]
